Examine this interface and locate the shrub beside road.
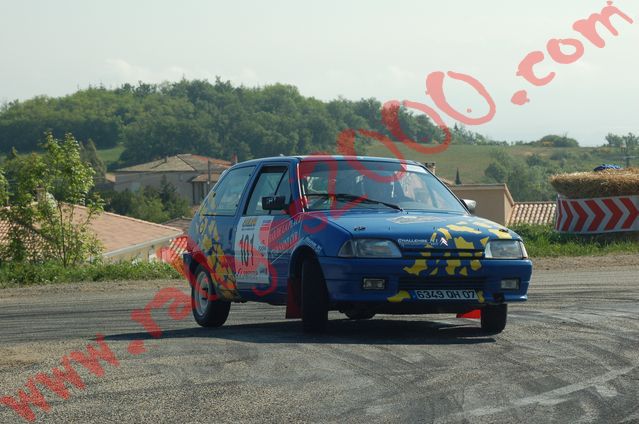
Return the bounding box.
[0,261,180,288]
[512,224,639,258]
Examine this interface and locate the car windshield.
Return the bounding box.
[299,160,467,213]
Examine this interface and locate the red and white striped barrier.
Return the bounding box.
[555,195,639,234]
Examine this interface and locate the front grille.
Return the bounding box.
[401,249,484,260]
[398,276,486,291]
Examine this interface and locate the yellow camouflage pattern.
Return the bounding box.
[388,217,513,303]
[196,211,241,301]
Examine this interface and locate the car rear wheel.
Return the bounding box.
[191,265,231,328]
[481,304,507,334]
[301,258,329,333]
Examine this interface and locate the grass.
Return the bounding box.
[0,260,181,288]
[511,224,639,258]
[96,144,125,166]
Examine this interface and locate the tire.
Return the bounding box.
[191,265,231,328]
[481,304,507,334]
[301,258,329,333]
[344,310,375,320]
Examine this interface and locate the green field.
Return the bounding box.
[97,144,125,166]
[365,142,621,183]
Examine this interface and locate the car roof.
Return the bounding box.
[231,155,423,168]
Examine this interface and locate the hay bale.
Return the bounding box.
[550,168,639,199]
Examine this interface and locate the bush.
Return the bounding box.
[536,134,579,147]
[511,224,639,257]
[484,150,557,201]
[101,177,190,223]
[549,150,574,161]
[0,261,181,288]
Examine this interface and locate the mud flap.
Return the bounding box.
[285,278,301,319]
[457,309,481,319]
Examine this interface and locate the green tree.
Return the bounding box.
[80,138,107,182]
[159,176,189,218]
[526,153,546,167]
[102,189,134,216]
[1,151,49,262]
[0,169,7,211]
[484,150,557,201]
[130,187,170,223]
[536,134,579,147]
[0,78,452,165]
[102,180,188,223]
[606,132,638,167]
[0,133,103,266]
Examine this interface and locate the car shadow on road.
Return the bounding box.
[103,318,496,345]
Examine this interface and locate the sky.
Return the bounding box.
[0,0,638,146]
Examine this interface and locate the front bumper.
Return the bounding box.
[318,256,531,307]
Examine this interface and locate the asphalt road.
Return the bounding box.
[1,266,638,423]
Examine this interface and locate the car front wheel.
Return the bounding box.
[344,309,375,320]
[481,304,507,334]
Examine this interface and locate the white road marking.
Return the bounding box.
[445,366,635,420]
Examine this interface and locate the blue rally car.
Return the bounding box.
[184,156,531,333]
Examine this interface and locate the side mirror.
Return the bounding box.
[262,195,287,211]
[462,199,476,214]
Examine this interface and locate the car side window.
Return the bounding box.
[244,166,288,216]
[201,166,254,216]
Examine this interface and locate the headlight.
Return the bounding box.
[338,239,402,258]
[485,240,527,259]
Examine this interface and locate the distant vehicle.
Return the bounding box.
[184,156,532,333]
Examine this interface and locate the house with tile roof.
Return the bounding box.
[450,184,556,226]
[0,205,182,263]
[450,184,515,226]
[113,154,232,205]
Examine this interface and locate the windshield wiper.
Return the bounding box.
[307,193,403,211]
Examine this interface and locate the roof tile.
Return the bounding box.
[509,201,556,226]
[115,154,231,173]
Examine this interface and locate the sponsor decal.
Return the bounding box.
[388,216,446,224]
[234,216,274,287]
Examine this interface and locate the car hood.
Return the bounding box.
[325,211,518,251]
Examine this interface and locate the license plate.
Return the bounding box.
[413,289,477,300]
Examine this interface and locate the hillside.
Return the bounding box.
[98,144,621,184]
[365,143,622,183]
[0,79,445,167]
[1,78,632,202]
[96,141,626,203]
[98,143,622,184]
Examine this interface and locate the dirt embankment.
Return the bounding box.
[533,253,639,271]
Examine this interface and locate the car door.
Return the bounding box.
[266,165,297,299]
[198,165,255,297]
[234,163,293,302]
